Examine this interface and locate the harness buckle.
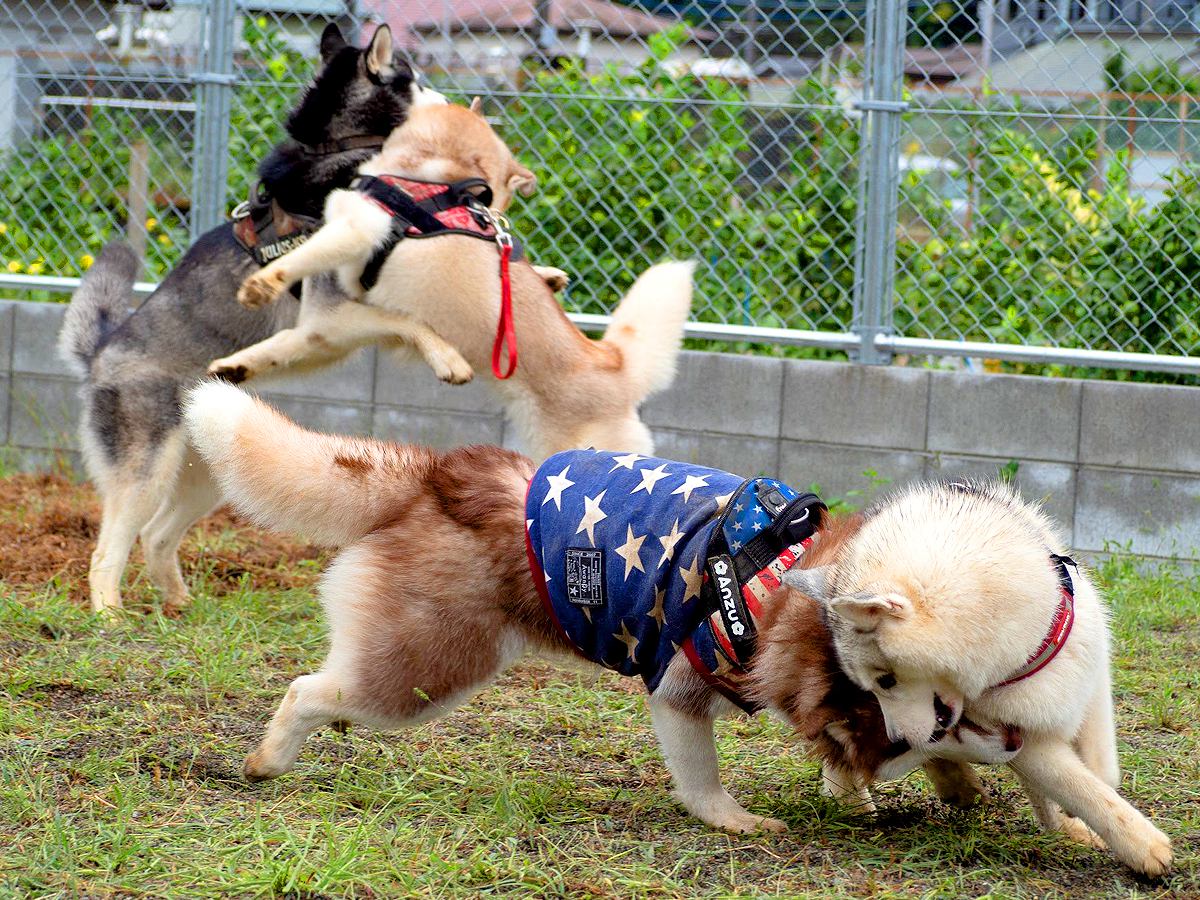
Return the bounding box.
[476,205,513,245]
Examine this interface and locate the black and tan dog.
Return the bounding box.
[58,25,441,614]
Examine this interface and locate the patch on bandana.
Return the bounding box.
[565,548,606,607]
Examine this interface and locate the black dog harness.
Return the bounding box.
[231,135,387,269]
[231,183,323,268]
[351,174,524,289]
[351,174,526,378]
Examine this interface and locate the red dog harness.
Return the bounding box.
[351,174,522,379]
[995,553,1077,687]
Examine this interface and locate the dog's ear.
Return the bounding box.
[469,96,484,115]
[782,566,831,601]
[507,163,537,198]
[320,23,347,63]
[828,592,912,628]
[366,25,393,77]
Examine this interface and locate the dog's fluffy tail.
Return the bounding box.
[601,260,694,399]
[57,242,138,376]
[184,381,427,547]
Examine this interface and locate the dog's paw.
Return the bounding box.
[534,265,570,293]
[243,749,289,782]
[1130,830,1173,879]
[238,272,286,309]
[208,358,251,384]
[1057,815,1108,850]
[719,812,788,834]
[936,775,989,808]
[430,352,474,385]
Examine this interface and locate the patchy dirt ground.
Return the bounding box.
[0,473,321,603]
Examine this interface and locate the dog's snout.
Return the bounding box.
[934,694,958,730]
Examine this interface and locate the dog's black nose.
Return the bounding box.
[934,695,955,729]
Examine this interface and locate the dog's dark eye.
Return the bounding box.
[876,673,897,690]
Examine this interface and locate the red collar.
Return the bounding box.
[994,554,1076,688]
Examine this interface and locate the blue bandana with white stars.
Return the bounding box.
[525,448,807,699]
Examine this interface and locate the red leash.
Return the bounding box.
[492,234,517,379]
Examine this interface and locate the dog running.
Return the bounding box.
[183,381,1023,835]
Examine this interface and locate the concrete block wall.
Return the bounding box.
[3,298,1198,562]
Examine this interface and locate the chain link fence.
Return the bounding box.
[2,1,1199,375]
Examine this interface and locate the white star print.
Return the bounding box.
[657,518,685,567]
[679,553,704,603]
[614,524,647,580]
[731,539,742,552]
[526,518,533,532]
[631,463,671,496]
[713,492,733,512]
[609,452,646,472]
[613,620,640,662]
[647,588,667,626]
[574,490,607,546]
[752,520,764,532]
[733,500,745,514]
[671,473,711,503]
[542,466,574,511]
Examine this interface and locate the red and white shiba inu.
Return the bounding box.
[184,382,1020,833]
[209,102,694,461]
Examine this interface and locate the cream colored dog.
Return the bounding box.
[787,481,1172,876]
[210,102,693,458]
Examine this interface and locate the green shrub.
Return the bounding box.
[2,24,1197,382]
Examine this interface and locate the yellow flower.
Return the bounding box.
[26,261,44,275]
[80,253,95,269]
[1072,205,1096,227]
[6,260,20,273]
[0,222,7,235]
[629,109,646,123]
[256,16,267,27]
[145,216,158,230]
[157,233,172,246]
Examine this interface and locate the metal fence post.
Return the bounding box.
[851,0,905,365]
[190,0,237,241]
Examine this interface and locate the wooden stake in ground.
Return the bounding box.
[127,140,149,266]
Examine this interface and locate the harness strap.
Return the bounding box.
[299,134,386,157]
[231,184,321,296]
[994,554,1077,688]
[352,174,507,292]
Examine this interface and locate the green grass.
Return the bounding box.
[0,552,1197,898]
